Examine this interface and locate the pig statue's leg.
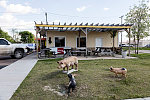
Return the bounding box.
[71,65,74,69]
[124,74,127,78]
[67,65,69,72]
[63,67,65,71]
[115,73,118,77]
[75,63,78,70]
[122,73,126,78]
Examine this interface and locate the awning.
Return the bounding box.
[35,22,132,32]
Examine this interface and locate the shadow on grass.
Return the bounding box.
[118,77,137,86]
[103,73,125,79]
[42,70,63,80]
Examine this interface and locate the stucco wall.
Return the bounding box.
[46,31,118,48]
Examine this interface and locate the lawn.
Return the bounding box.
[123,47,150,50]
[11,54,150,100]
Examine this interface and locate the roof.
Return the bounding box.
[35,22,132,32]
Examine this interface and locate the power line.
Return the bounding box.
[0,11,120,19]
[46,12,119,19]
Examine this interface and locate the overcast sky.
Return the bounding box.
[0,0,149,42]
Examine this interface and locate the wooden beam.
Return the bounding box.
[74,23,78,30]
[70,23,77,30]
[53,22,54,30]
[93,23,99,31]
[35,24,132,29]
[89,23,94,31]
[66,23,72,31]
[57,22,60,30]
[125,29,130,34]
[85,23,88,26]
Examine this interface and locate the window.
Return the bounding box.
[77,37,86,47]
[0,39,8,45]
[55,37,65,47]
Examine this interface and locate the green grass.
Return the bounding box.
[10,54,150,100]
[123,47,150,50]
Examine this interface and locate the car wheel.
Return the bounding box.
[14,50,24,59]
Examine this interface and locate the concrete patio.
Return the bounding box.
[77,54,137,60]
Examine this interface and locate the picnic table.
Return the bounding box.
[63,47,72,57]
[92,47,113,56]
[71,50,86,56]
[71,47,91,56]
[43,48,56,58]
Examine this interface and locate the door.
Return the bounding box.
[0,39,11,55]
[95,37,102,48]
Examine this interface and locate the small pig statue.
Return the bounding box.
[67,73,76,95]
[109,66,127,77]
[57,56,78,72]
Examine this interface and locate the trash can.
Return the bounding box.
[122,50,128,58]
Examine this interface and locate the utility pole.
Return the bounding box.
[12,28,17,40]
[45,12,48,48]
[45,12,48,24]
[119,15,124,53]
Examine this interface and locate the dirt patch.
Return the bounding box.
[43,85,67,96]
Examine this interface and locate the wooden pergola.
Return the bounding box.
[35,22,132,57]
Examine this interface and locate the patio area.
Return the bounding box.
[38,52,137,60]
[77,54,137,60]
[34,22,132,59]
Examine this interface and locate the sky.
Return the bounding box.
[0,0,149,42]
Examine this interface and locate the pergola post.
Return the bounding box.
[112,31,115,54]
[128,28,131,57]
[46,31,48,48]
[78,30,81,47]
[85,28,88,56]
[36,27,39,59]
[81,28,88,56]
[40,33,42,51]
[125,28,131,57]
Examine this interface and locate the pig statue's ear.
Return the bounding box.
[110,66,113,68]
[109,68,112,70]
[57,61,63,64]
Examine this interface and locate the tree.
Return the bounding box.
[19,31,35,43]
[125,0,150,54]
[0,28,15,43]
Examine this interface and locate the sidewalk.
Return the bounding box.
[0,53,38,100]
[125,97,150,100]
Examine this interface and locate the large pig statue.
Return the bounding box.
[57,56,78,72]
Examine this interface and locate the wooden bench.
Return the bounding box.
[92,47,101,55]
[92,47,113,56]
[71,50,86,56]
[38,49,56,58]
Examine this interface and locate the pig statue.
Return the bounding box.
[109,66,127,77]
[57,56,78,72]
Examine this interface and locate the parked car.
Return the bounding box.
[0,38,27,59]
[119,44,134,47]
[145,44,150,48]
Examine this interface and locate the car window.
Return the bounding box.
[0,39,9,45]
